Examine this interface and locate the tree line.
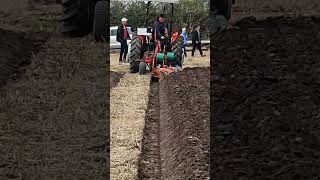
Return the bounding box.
[110,0,210,39]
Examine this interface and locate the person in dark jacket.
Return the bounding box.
[191,25,206,57]
[116,17,131,64]
[154,14,167,51]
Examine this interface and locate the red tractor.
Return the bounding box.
[128,0,184,81]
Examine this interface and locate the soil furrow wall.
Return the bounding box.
[159,67,210,180]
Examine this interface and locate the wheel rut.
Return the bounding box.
[138,81,162,179]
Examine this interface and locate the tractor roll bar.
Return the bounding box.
[145,1,151,27]
[169,3,173,37]
[144,1,175,47]
[145,1,175,35]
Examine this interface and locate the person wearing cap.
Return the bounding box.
[180,27,188,57]
[154,14,167,51]
[117,17,131,64]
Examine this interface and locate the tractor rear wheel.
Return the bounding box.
[93,1,108,42]
[213,0,232,20]
[128,32,142,73]
[62,0,96,37]
[171,36,184,67]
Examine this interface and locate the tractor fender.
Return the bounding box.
[138,35,145,43]
[170,32,179,47]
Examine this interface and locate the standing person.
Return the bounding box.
[154,14,167,51]
[191,25,206,57]
[116,17,131,64]
[180,27,188,57]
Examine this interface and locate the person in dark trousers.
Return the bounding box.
[191,25,206,57]
[180,27,188,57]
[116,17,131,64]
[154,14,167,51]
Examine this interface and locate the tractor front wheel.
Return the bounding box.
[139,61,147,75]
[93,1,108,42]
[128,32,142,73]
[213,0,232,20]
[62,0,96,37]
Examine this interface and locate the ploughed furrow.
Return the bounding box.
[138,81,162,179]
[138,67,210,180]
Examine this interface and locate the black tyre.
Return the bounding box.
[151,76,159,82]
[210,14,228,36]
[128,32,142,73]
[62,0,96,37]
[226,0,232,20]
[213,0,232,20]
[171,36,184,67]
[93,1,108,42]
[139,61,147,75]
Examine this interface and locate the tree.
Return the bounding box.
[125,1,148,30]
[110,0,126,27]
[174,0,209,38]
[110,0,209,38]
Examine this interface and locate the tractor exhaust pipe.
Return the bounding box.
[145,1,151,27]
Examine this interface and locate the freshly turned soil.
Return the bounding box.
[211,16,320,179]
[139,67,210,180]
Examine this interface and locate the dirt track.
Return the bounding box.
[0,28,48,88]
[0,3,108,179]
[110,71,123,88]
[211,16,320,179]
[139,67,210,179]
